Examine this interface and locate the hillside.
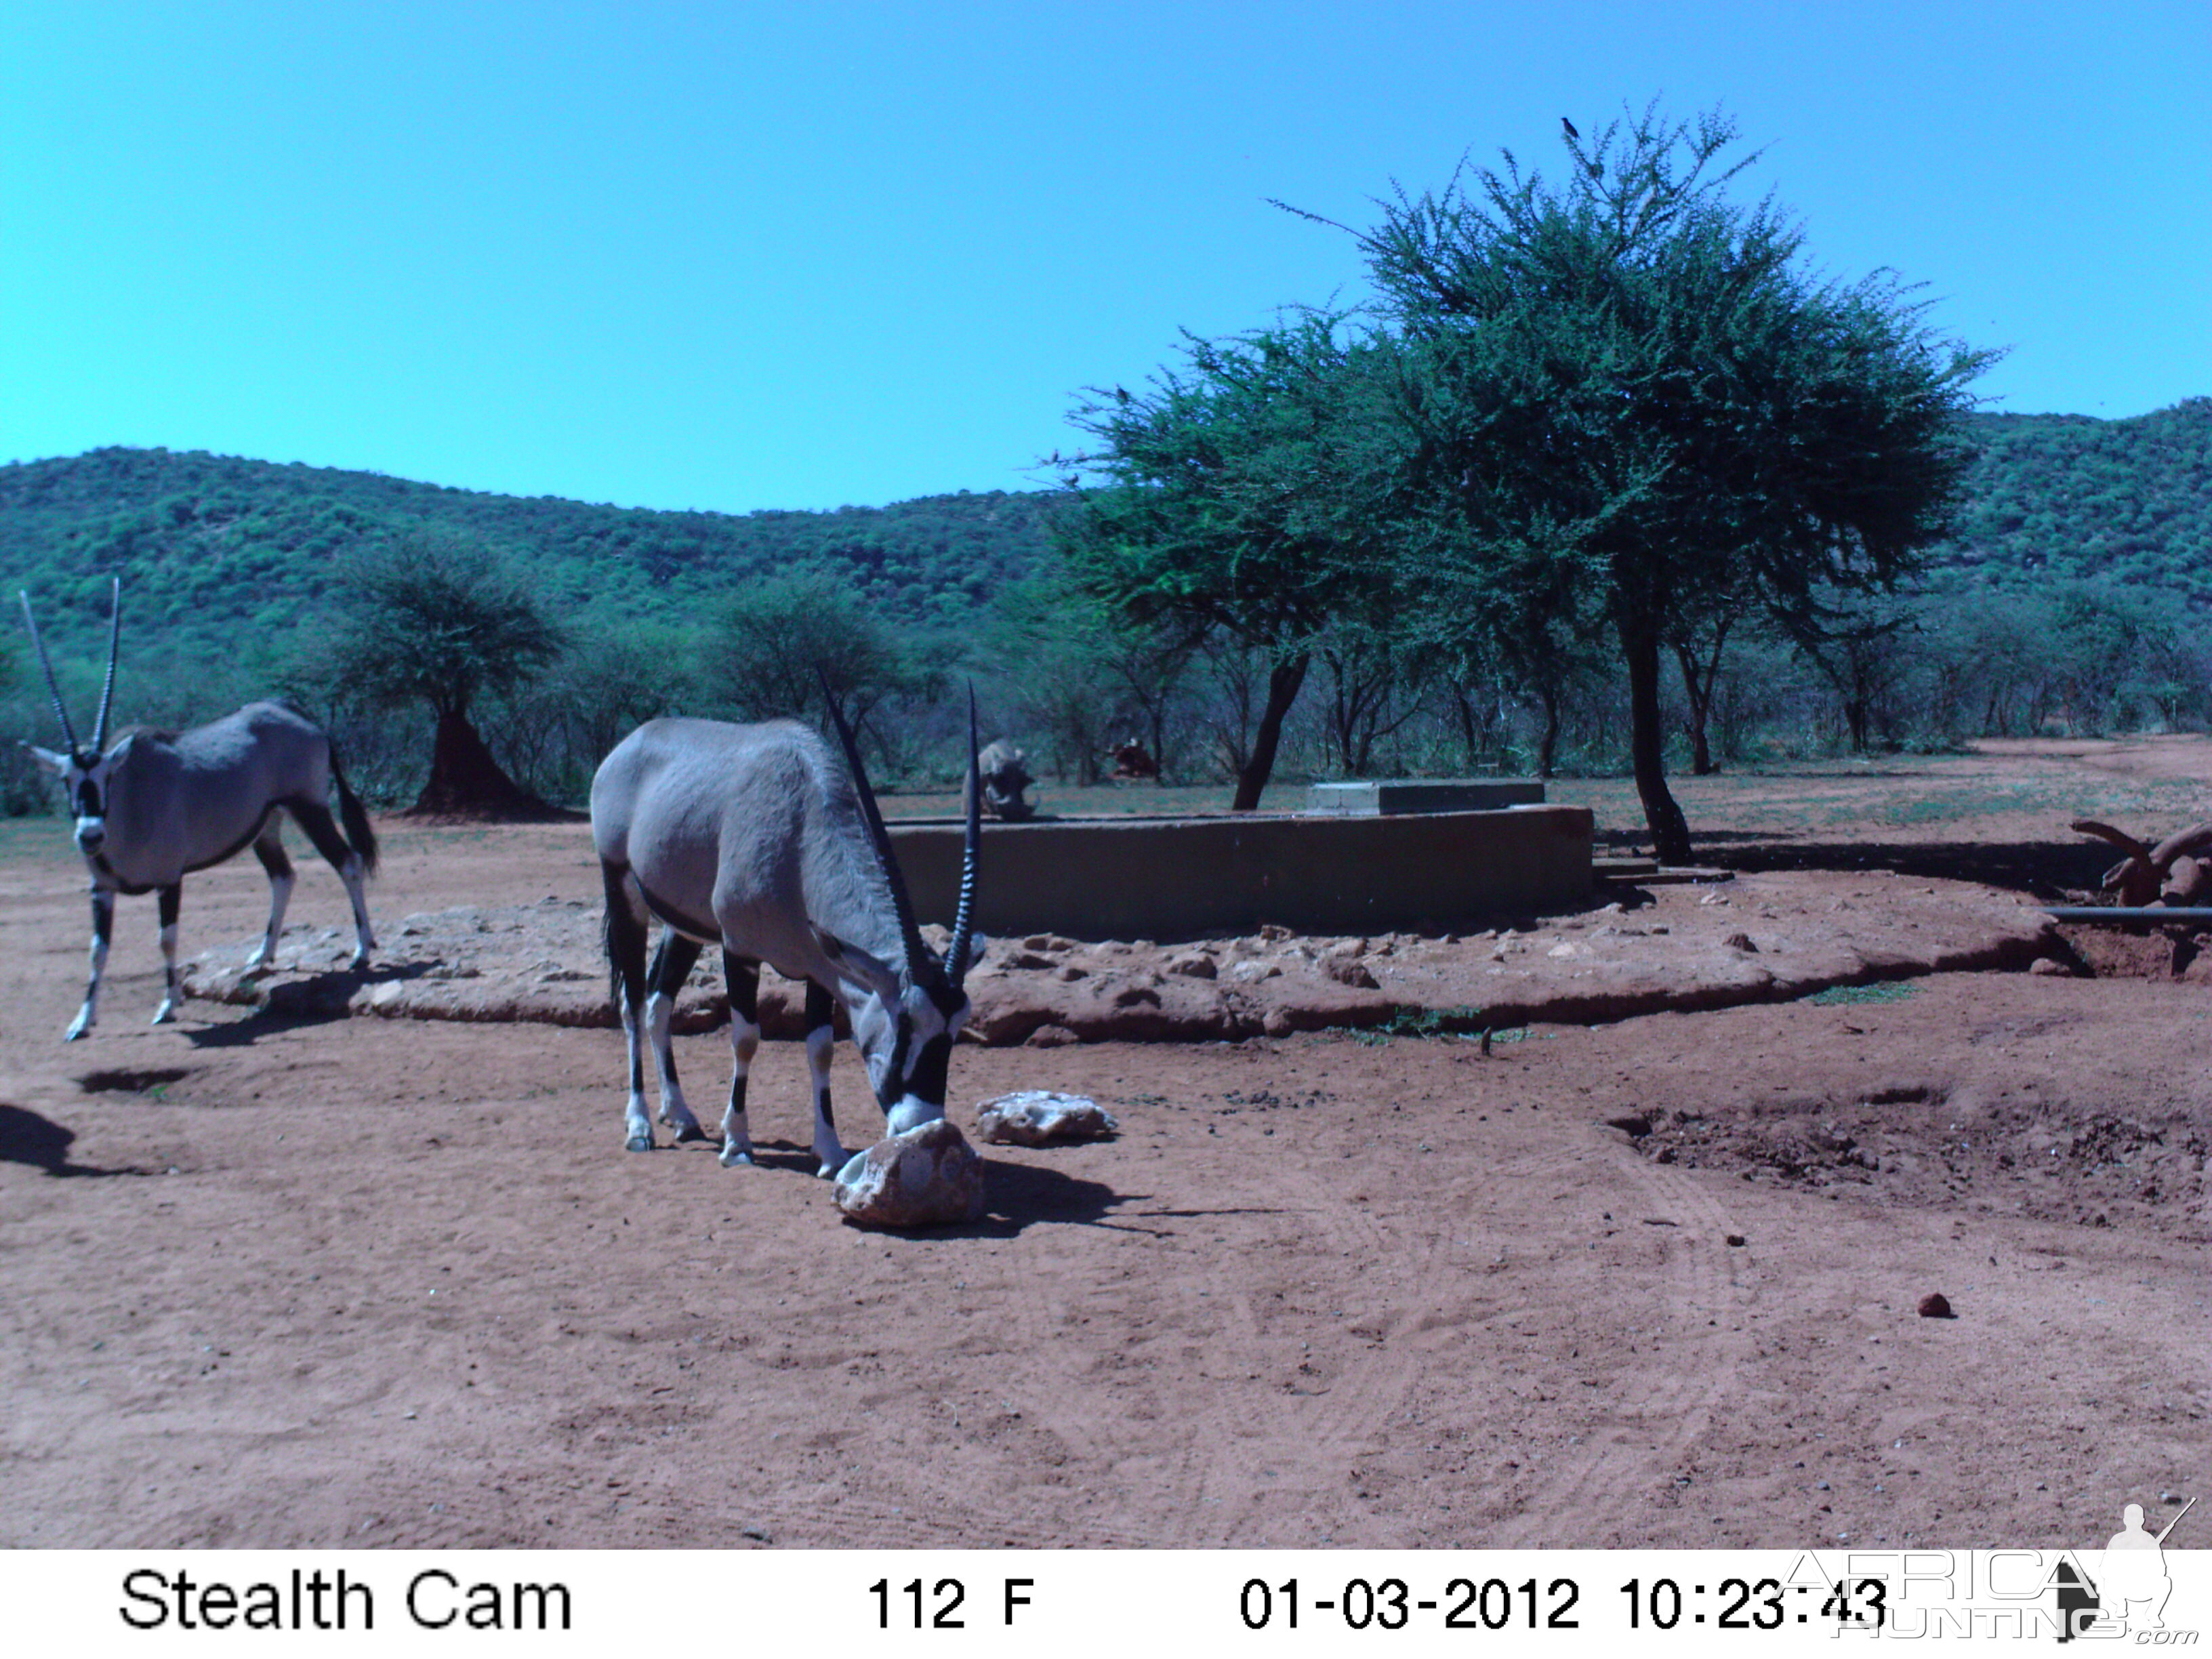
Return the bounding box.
[1932,398,2212,600]
[3,399,2209,661]
[0,447,1062,661]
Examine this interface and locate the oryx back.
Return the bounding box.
[592,717,905,989]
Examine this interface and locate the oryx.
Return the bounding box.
[19,581,380,1040]
[590,692,981,1176]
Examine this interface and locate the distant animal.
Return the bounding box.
[588,691,983,1175]
[977,739,1036,822]
[1109,738,1159,781]
[18,581,380,1040]
[1561,116,1579,140]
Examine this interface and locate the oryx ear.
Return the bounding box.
[22,742,68,777]
[811,926,903,1003]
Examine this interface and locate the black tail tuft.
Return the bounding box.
[600,859,648,1017]
[329,746,380,876]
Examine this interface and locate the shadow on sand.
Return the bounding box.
[0,1103,146,1178]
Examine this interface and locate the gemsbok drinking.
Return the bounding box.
[18,581,380,1039]
[590,690,982,1176]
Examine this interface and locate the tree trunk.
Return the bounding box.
[1673,617,1731,776]
[1534,680,1561,780]
[1622,620,1694,863]
[411,708,549,818]
[1231,655,1309,812]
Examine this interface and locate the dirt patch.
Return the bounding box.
[2,752,2207,1552]
[1621,1090,2208,1236]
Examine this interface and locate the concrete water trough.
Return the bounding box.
[890,790,1593,941]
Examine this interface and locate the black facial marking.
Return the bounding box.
[878,1012,913,1108]
[905,1032,954,1109]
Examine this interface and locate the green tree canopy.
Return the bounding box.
[1058,313,1409,808]
[316,533,568,815]
[1355,103,1991,859]
[704,565,951,754]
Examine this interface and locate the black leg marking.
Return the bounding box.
[806,977,837,1147]
[647,932,708,1141]
[649,932,705,1000]
[722,952,760,1160]
[250,823,295,882]
[155,883,182,1020]
[285,798,356,872]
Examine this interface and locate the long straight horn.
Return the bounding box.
[89,577,121,752]
[947,684,982,985]
[817,667,930,975]
[18,591,81,754]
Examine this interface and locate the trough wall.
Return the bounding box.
[889,804,1593,940]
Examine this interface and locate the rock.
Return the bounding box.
[1723,933,1758,953]
[975,1090,1119,1146]
[1164,952,1217,979]
[832,1119,986,1228]
[2029,956,2072,977]
[1323,956,1380,989]
[1023,1023,1079,1048]
[1917,1292,1956,1319]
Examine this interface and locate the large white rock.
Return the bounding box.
[974,1090,1120,1146]
[832,1119,987,1228]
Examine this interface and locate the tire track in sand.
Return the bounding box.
[1486,1144,1759,1547]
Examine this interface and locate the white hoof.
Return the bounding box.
[151,1001,177,1025]
[719,1142,756,1168]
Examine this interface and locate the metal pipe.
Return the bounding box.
[2042,906,2212,925]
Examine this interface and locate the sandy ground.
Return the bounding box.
[1,742,2205,1550]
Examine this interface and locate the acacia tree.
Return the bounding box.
[319,533,568,816]
[1353,104,1990,860]
[701,565,943,751]
[1059,314,1406,810]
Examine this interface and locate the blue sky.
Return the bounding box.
[3,1,2206,514]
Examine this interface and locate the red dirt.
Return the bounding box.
[1,743,2205,1550]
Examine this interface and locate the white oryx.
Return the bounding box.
[19,581,380,1040]
[590,690,981,1176]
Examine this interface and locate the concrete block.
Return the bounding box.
[1306,779,1546,814]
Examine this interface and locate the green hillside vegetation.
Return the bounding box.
[0,445,1060,664]
[5,401,2207,666]
[1933,398,2212,600]
[2,396,2209,815]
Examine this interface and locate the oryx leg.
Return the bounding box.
[718,951,760,1167]
[287,798,376,967]
[601,860,656,1151]
[152,884,183,1024]
[64,884,117,1041]
[805,979,846,1177]
[246,817,294,969]
[645,931,707,1143]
